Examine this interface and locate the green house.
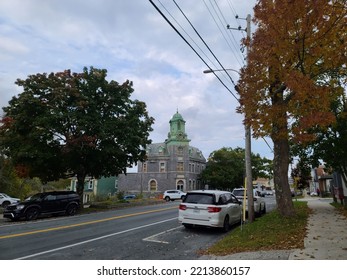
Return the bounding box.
[70,176,118,203]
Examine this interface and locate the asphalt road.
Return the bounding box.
[0,202,225,260]
[0,196,276,260]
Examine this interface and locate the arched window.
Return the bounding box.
[176,180,184,191]
[149,180,157,191]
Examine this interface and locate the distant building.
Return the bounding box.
[118,111,206,195]
[310,166,333,195]
[70,176,118,203]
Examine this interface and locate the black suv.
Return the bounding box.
[3,191,80,221]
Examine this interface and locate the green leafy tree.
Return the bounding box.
[201,147,244,190]
[200,147,272,190]
[0,156,34,199]
[291,159,312,191]
[0,67,154,205]
[237,0,346,216]
[302,92,347,188]
[0,156,21,196]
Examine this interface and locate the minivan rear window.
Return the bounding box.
[184,193,215,205]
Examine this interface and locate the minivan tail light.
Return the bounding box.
[179,204,187,210]
[208,206,222,213]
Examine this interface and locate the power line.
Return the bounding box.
[148,0,239,101]
[149,0,273,153]
[157,0,222,74]
[173,0,237,87]
[208,0,245,66]
[226,0,248,60]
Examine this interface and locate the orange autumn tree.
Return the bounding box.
[237,0,347,216]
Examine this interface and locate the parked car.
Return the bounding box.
[0,193,20,208]
[123,194,137,200]
[231,188,266,216]
[178,190,242,232]
[163,190,186,202]
[3,191,80,221]
[265,189,274,196]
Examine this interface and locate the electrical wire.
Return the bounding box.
[208,0,245,66]
[157,0,222,73]
[149,0,273,152]
[148,0,239,101]
[173,0,237,88]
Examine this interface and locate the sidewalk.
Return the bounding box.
[289,198,347,259]
[201,197,347,260]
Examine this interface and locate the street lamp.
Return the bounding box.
[203,68,255,222]
[203,69,240,75]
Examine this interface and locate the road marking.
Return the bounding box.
[143,225,183,244]
[16,217,178,260]
[0,206,178,240]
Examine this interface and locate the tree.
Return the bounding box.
[311,94,347,184]
[237,0,347,216]
[0,155,20,196]
[201,147,244,190]
[290,159,312,191]
[0,67,154,205]
[200,147,272,190]
[0,155,34,199]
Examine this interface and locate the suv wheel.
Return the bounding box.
[26,208,39,221]
[164,196,171,202]
[66,204,78,216]
[2,201,10,208]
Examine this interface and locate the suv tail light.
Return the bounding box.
[179,204,187,210]
[208,206,222,213]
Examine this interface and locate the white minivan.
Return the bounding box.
[178,190,242,232]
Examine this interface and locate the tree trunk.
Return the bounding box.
[76,172,86,209]
[269,76,295,217]
[273,137,295,217]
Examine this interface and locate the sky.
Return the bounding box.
[0,0,273,162]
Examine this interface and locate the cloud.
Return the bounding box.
[0,0,273,160]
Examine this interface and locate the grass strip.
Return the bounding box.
[203,201,310,256]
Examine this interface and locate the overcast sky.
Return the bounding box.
[0,0,273,161]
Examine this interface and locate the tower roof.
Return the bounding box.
[170,111,184,122]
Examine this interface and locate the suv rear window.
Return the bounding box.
[184,193,215,205]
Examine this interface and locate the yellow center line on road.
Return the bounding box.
[0,206,178,239]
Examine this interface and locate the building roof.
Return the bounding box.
[170,111,184,122]
[146,142,205,161]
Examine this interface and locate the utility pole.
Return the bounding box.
[228,14,255,222]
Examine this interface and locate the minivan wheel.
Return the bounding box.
[262,204,266,214]
[183,223,193,229]
[25,208,39,221]
[66,204,78,216]
[223,215,230,232]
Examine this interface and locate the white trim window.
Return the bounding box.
[88,180,94,190]
[160,162,166,173]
